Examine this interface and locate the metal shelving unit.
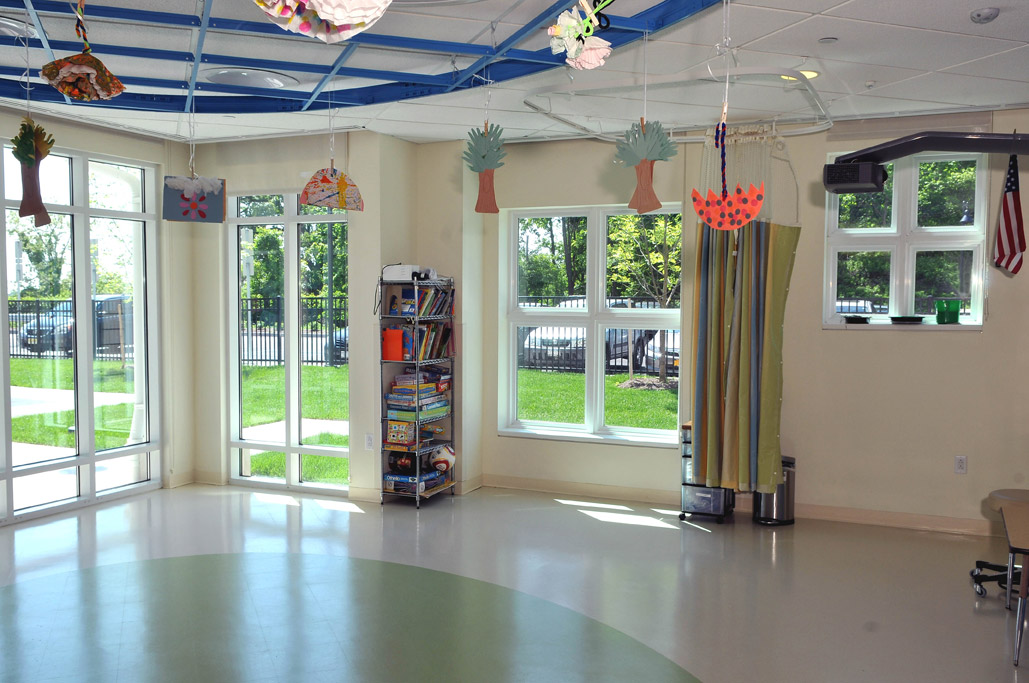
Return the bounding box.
[379,277,456,508]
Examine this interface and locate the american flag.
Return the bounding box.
[994,154,1025,275]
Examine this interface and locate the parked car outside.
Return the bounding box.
[18,295,133,355]
[332,327,348,363]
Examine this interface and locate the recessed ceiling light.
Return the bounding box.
[0,17,37,38]
[817,36,838,44]
[202,68,299,89]
[781,70,819,81]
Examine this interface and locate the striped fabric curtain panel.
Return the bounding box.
[690,221,800,494]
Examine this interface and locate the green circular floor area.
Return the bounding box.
[0,553,699,682]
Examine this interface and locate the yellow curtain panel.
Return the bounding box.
[690,221,800,494]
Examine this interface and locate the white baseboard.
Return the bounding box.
[482,475,999,536]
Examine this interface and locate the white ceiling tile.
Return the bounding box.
[735,0,847,11]
[823,93,969,119]
[746,15,1020,72]
[376,101,546,129]
[825,0,1029,42]
[862,72,1029,108]
[942,46,1029,84]
[656,4,809,47]
[370,11,497,44]
[736,49,927,95]
[602,41,717,76]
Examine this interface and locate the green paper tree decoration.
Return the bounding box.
[615,120,677,214]
[10,117,55,226]
[463,123,506,213]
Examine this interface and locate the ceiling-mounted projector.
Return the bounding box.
[823,161,888,194]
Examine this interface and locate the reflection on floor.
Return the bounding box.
[0,485,1019,682]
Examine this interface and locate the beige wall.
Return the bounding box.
[435,111,1029,527]
[33,104,1025,528]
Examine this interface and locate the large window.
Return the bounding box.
[1,148,158,522]
[503,208,682,444]
[229,195,349,490]
[824,153,986,325]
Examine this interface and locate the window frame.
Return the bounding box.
[226,194,351,492]
[499,206,682,447]
[824,151,987,327]
[0,147,161,525]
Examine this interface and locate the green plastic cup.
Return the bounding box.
[935,299,960,324]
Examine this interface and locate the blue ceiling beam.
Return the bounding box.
[21,0,71,104]
[301,43,359,112]
[0,0,201,27]
[448,0,576,92]
[184,0,214,113]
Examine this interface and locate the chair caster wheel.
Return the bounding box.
[975,584,987,597]
[971,568,982,578]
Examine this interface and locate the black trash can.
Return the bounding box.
[753,456,795,526]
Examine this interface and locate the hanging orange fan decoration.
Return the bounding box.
[40,1,124,101]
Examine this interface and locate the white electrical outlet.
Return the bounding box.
[365,433,374,450]
[955,455,968,475]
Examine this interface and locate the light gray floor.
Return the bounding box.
[0,484,1019,682]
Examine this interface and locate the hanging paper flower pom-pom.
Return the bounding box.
[254,0,392,43]
[615,120,677,214]
[463,123,506,214]
[11,118,55,227]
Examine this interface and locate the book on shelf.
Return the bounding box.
[384,392,448,406]
[386,420,416,444]
[386,401,449,415]
[391,383,439,395]
[383,440,432,452]
[386,406,449,421]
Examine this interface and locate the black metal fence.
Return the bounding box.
[516,295,680,377]
[8,298,135,361]
[238,296,348,366]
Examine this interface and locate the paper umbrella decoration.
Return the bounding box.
[300,167,364,211]
[10,118,55,227]
[254,0,392,43]
[691,124,765,230]
[463,123,506,214]
[41,1,124,101]
[615,120,677,215]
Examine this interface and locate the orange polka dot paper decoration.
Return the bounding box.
[691,183,764,231]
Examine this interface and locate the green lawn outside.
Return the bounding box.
[517,369,678,430]
[11,358,135,394]
[12,403,137,452]
[242,364,350,483]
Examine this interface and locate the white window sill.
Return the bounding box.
[498,424,676,449]
[823,320,982,331]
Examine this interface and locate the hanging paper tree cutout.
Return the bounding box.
[41,1,124,101]
[10,118,54,227]
[692,183,765,231]
[615,120,676,215]
[463,123,506,214]
[254,0,392,44]
[300,167,364,211]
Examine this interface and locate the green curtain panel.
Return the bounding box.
[690,221,800,494]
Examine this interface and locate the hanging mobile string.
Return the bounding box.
[20,9,31,119]
[715,0,732,199]
[73,0,91,54]
[642,30,648,124]
[328,87,336,171]
[188,98,197,178]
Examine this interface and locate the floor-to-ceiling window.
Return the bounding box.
[1,148,159,523]
[228,194,349,490]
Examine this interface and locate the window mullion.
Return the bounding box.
[584,209,605,434]
[283,216,300,485]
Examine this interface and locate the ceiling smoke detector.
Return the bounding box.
[202,68,300,89]
[970,7,999,24]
